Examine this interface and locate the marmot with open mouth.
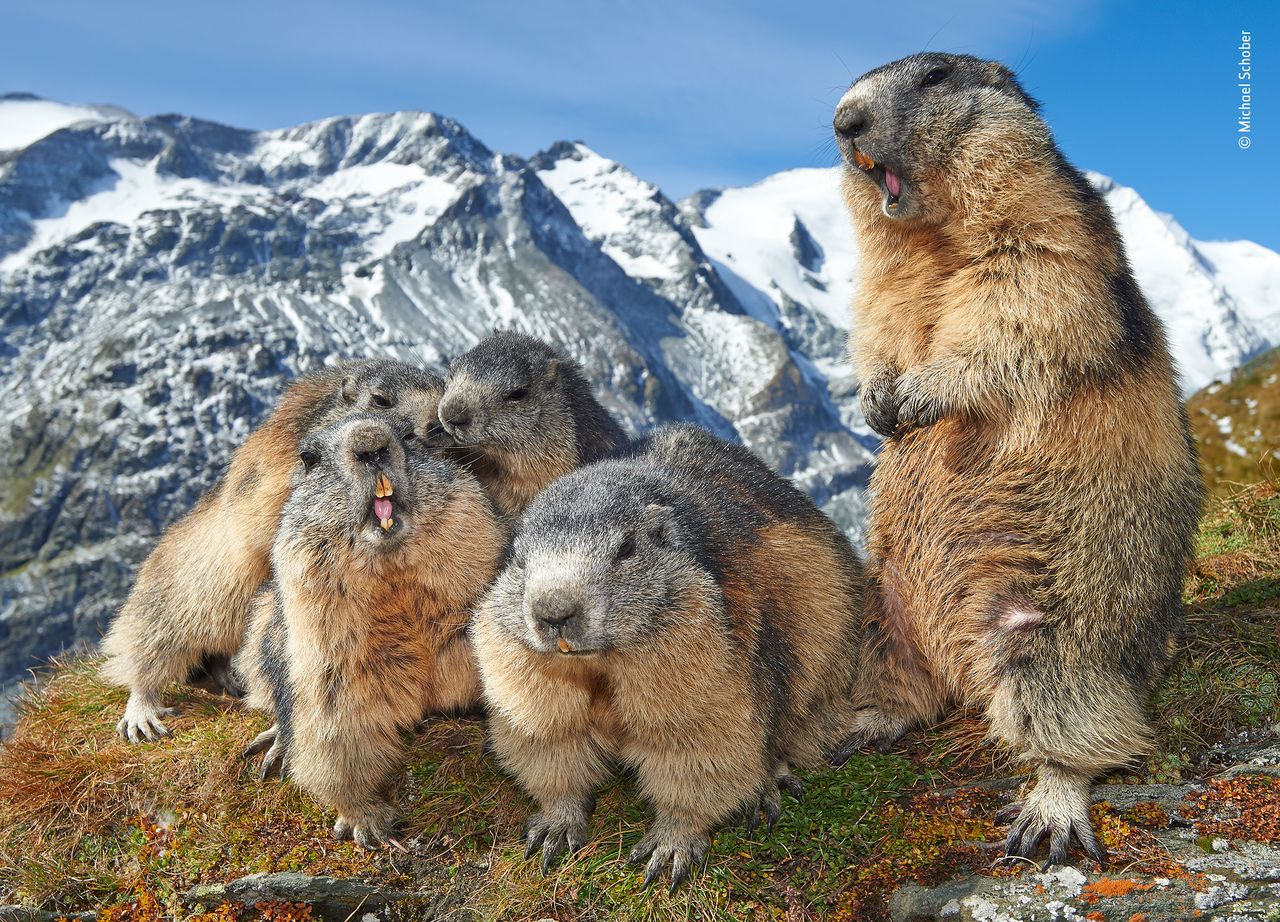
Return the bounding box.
[100,361,449,743]
[472,424,866,889]
[238,413,504,847]
[832,52,1203,867]
[437,332,629,518]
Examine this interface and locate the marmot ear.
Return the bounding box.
[642,504,677,547]
[982,61,1014,88]
[543,357,562,383]
[340,374,360,404]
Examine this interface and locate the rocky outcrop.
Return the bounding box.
[888,740,1280,921]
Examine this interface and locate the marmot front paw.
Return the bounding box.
[860,373,901,437]
[893,370,946,430]
[523,805,590,873]
[628,825,710,893]
[332,804,399,850]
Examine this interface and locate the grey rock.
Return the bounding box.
[185,873,410,921]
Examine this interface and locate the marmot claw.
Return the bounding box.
[1000,800,1107,870]
[333,808,399,850]
[523,810,588,873]
[628,827,709,893]
[892,371,945,430]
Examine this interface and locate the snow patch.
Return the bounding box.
[0,96,130,151]
[0,158,258,271]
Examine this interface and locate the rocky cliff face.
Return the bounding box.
[0,101,873,685]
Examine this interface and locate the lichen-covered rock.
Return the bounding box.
[185,873,411,921]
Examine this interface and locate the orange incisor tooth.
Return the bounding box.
[375,475,394,498]
[853,150,876,171]
[557,638,572,654]
[379,517,394,531]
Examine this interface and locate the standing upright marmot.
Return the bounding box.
[238,413,505,847]
[101,361,448,743]
[832,52,1202,865]
[472,424,866,889]
[437,332,628,517]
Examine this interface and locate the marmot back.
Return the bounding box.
[101,360,448,743]
[238,413,505,848]
[832,52,1202,866]
[472,424,865,888]
[438,331,628,517]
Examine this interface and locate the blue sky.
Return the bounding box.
[3,0,1274,248]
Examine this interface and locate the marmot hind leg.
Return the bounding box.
[830,577,948,763]
[986,652,1153,868]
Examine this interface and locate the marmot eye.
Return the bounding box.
[370,392,394,409]
[505,387,529,402]
[614,535,636,563]
[299,449,320,472]
[922,67,949,87]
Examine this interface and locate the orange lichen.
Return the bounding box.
[1080,878,1151,902]
[1182,775,1280,842]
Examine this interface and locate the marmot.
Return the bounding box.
[437,332,629,517]
[101,361,449,743]
[471,424,866,889]
[832,52,1203,866]
[238,413,505,847]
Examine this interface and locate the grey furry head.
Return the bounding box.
[834,52,1041,222]
[278,412,464,565]
[337,360,450,447]
[484,461,701,656]
[437,332,585,459]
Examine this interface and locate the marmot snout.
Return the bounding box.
[834,52,1040,224]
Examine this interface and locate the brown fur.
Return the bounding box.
[101,370,346,740]
[836,54,1203,863]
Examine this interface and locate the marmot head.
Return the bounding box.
[833,52,1041,224]
[437,332,582,464]
[278,413,466,567]
[483,463,700,657]
[337,361,450,448]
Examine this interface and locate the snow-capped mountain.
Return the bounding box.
[1,95,1275,688]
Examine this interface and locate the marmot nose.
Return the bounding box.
[834,106,869,139]
[537,602,582,630]
[441,403,471,430]
[348,421,393,464]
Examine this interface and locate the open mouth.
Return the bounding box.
[372,473,396,533]
[852,149,903,212]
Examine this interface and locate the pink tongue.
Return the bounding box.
[373,497,393,521]
[885,169,902,197]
